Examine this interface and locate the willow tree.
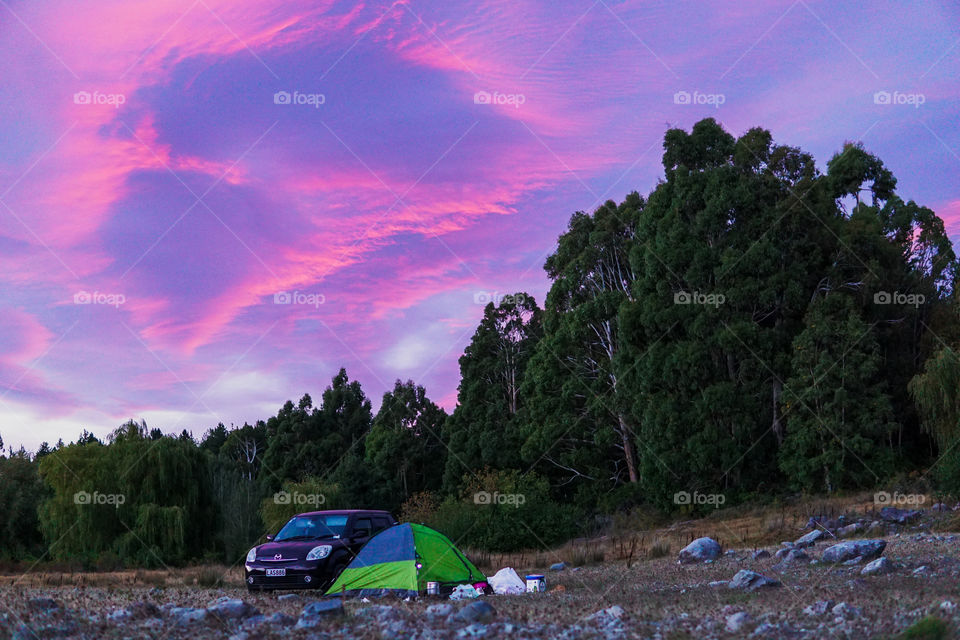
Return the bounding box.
[910,344,960,490]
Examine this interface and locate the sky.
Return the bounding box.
[0,0,958,450]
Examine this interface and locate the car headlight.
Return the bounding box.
[306,545,332,561]
[246,547,257,563]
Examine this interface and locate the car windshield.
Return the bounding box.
[274,514,348,541]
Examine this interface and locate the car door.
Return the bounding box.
[349,516,374,553]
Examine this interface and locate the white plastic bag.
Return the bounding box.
[449,584,480,600]
[487,567,526,595]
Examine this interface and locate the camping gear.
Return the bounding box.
[473,582,489,595]
[488,568,526,595]
[525,574,545,592]
[426,581,440,596]
[449,584,480,600]
[325,523,484,598]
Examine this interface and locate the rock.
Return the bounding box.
[725,549,738,557]
[426,603,454,620]
[678,537,721,564]
[170,607,208,625]
[128,602,160,619]
[265,612,296,626]
[842,556,865,566]
[456,623,491,638]
[912,565,930,575]
[831,602,861,619]
[774,548,790,560]
[941,601,957,613]
[207,598,259,619]
[777,549,810,565]
[26,598,60,612]
[277,593,300,601]
[794,530,824,547]
[803,600,834,617]
[861,557,892,576]
[586,606,624,629]
[728,569,780,591]
[354,605,400,623]
[107,609,131,622]
[708,580,729,588]
[296,599,344,628]
[550,562,566,571]
[822,539,886,564]
[726,611,753,632]
[456,601,496,624]
[866,521,885,535]
[836,523,863,538]
[751,550,770,560]
[880,506,922,524]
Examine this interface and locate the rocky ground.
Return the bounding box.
[2,507,959,639]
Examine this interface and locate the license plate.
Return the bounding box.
[266,568,286,577]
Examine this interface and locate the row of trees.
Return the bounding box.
[2,118,959,565]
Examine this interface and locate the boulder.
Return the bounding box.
[678,537,721,564]
[861,557,892,576]
[821,539,885,564]
[880,507,922,524]
[207,598,259,619]
[726,611,752,632]
[455,601,496,624]
[794,530,824,547]
[836,523,863,538]
[728,570,780,591]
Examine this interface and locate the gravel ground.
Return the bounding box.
[2,530,959,639]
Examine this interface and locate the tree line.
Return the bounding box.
[2,118,959,565]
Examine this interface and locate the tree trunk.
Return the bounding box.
[618,414,639,483]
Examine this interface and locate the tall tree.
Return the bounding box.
[443,293,541,491]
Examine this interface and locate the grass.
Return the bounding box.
[896,616,952,640]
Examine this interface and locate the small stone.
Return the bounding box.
[207,598,258,619]
[354,605,399,623]
[803,600,834,617]
[708,580,729,588]
[170,607,208,625]
[941,601,957,613]
[296,599,344,628]
[752,549,771,560]
[831,602,861,619]
[550,562,566,571]
[912,565,930,575]
[278,593,300,601]
[836,523,863,538]
[842,555,865,566]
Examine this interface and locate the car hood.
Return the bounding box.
[255,539,342,561]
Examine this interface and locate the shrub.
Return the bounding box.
[427,469,582,552]
[897,616,952,640]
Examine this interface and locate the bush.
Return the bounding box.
[260,477,343,535]
[427,469,582,552]
[897,616,952,640]
[399,491,441,524]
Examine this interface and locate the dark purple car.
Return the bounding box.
[244,510,396,591]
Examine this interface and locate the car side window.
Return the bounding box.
[353,517,372,537]
[373,516,392,532]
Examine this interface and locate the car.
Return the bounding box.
[244,509,397,591]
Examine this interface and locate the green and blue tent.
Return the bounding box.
[325,523,484,598]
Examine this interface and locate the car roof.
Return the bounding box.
[294,509,393,517]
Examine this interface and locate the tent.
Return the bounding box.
[325,523,484,598]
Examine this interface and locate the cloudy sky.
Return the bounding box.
[0,0,957,449]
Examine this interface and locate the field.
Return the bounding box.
[3,494,959,639]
